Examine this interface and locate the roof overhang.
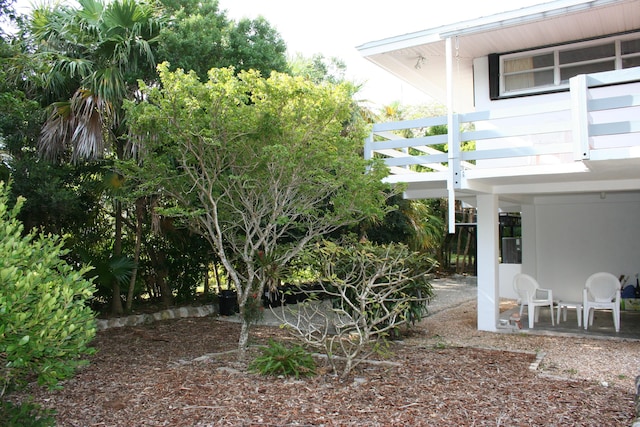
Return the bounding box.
[357,0,640,111]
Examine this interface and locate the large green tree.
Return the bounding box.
[289,53,347,85]
[127,64,393,355]
[29,0,164,313]
[156,0,288,80]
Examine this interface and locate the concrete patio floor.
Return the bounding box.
[427,275,640,341]
[500,305,640,340]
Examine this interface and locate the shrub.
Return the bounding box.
[312,238,435,328]
[276,239,436,378]
[0,400,56,427]
[249,339,316,378]
[0,182,96,398]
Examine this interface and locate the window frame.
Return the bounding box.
[491,32,640,99]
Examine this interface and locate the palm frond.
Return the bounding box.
[39,101,75,162]
[34,0,165,162]
[87,67,127,108]
[76,0,104,27]
[51,56,94,81]
[70,88,111,162]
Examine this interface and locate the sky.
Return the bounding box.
[217,0,545,107]
[11,0,546,106]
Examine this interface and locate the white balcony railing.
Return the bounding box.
[365,68,640,188]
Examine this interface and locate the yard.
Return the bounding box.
[13,300,637,426]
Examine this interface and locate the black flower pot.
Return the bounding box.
[218,290,238,316]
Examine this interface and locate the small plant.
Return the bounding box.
[276,239,435,378]
[0,400,56,427]
[249,340,316,378]
[433,339,448,349]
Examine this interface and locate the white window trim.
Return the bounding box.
[498,32,640,97]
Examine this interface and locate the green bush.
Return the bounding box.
[0,182,97,397]
[0,400,56,427]
[314,239,436,327]
[249,340,316,379]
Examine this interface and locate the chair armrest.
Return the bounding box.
[535,288,553,300]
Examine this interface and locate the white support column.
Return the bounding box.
[521,203,537,276]
[476,194,500,332]
[446,37,456,233]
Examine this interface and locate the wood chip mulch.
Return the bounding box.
[14,316,635,426]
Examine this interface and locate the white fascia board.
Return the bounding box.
[357,0,623,57]
[357,32,443,57]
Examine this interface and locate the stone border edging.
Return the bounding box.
[529,351,546,371]
[95,304,218,331]
[633,375,640,427]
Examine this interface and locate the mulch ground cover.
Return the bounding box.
[13,316,635,426]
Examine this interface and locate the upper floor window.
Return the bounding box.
[497,33,640,97]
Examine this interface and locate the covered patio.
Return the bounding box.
[498,301,640,340]
[428,275,640,340]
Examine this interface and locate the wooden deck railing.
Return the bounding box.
[365,67,640,186]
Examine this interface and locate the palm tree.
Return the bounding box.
[30,0,164,313]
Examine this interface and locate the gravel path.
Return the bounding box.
[219,275,479,328]
[426,274,477,314]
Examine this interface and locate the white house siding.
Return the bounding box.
[360,1,640,333]
[525,192,640,301]
[588,83,640,151]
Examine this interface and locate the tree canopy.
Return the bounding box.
[156,0,288,81]
[126,64,394,352]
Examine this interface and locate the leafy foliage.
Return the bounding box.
[311,238,435,326]
[289,53,347,85]
[249,339,316,379]
[0,182,96,397]
[363,193,444,252]
[31,0,165,162]
[0,400,56,427]
[157,0,288,80]
[126,64,393,353]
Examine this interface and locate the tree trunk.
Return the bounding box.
[126,197,145,312]
[157,267,172,308]
[237,313,250,360]
[213,263,222,293]
[236,278,262,359]
[203,265,210,295]
[148,247,174,308]
[455,223,463,274]
[111,199,124,315]
[462,210,475,274]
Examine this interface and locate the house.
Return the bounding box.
[357,0,640,332]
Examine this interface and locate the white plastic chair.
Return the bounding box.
[513,273,555,329]
[583,272,621,332]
